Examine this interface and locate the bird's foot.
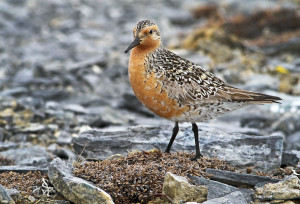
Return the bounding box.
[191,152,203,161]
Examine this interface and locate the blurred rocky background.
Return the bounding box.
[0,0,300,203]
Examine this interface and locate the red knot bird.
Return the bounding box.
[125,20,281,160]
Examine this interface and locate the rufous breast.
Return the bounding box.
[128,47,187,120]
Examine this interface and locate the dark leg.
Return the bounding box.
[192,122,203,160]
[165,122,179,153]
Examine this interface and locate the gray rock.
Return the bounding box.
[240,74,280,92]
[119,93,154,117]
[238,189,255,203]
[290,150,300,161]
[5,189,20,203]
[88,106,134,127]
[48,144,77,162]
[0,87,28,97]
[48,158,114,204]
[0,184,15,204]
[17,123,46,133]
[0,166,48,174]
[0,142,18,151]
[281,151,299,167]
[206,168,280,188]
[5,189,20,197]
[66,55,108,72]
[189,176,237,199]
[32,89,68,100]
[202,191,247,204]
[41,200,71,204]
[62,104,90,114]
[56,131,73,146]
[18,157,49,167]
[255,175,300,201]
[286,131,300,150]
[98,107,134,126]
[261,37,300,55]
[13,68,34,84]
[162,172,207,204]
[189,175,254,203]
[166,9,195,26]
[1,146,52,168]
[271,112,300,136]
[292,83,300,95]
[240,114,273,129]
[73,124,283,171]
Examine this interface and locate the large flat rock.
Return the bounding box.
[73,124,283,171]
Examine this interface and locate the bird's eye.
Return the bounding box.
[149,29,153,34]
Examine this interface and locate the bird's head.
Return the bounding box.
[125,20,161,53]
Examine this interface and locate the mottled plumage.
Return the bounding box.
[145,45,280,122]
[125,20,281,159]
[135,20,155,32]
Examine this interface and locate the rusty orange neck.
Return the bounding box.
[132,37,160,55]
[127,43,188,120]
[128,47,148,87]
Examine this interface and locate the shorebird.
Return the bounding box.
[125,20,281,160]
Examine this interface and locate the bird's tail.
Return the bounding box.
[224,86,282,104]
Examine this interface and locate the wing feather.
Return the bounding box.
[147,48,281,106]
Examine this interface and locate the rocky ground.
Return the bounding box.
[0,0,300,203]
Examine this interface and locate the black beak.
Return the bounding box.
[125,37,141,53]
